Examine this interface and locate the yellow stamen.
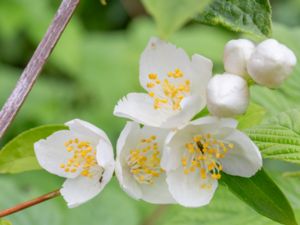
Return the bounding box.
[127,135,163,184]
[182,133,233,186]
[60,138,97,178]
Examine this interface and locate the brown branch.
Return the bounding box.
[0,0,80,139]
[0,189,61,218]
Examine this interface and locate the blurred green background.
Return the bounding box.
[1,0,300,224]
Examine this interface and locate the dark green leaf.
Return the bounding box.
[0,125,67,174]
[157,174,300,225]
[196,0,272,37]
[222,170,297,225]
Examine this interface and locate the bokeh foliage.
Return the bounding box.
[1,0,300,224]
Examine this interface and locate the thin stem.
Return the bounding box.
[0,189,61,218]
[140,205,169,225]
[0,0,80,139]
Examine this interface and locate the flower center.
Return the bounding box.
[147,68,190,110]
[181,134,234,189]
[60,138,97,178]
[127,135,164,184]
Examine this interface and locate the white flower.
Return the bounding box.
[206,73,249,117]
[34,119,114,208]
[114,37,213,129]
[247,39,297,88]
[115,122,175,204]
[161,116,262,207]
[224,39,255,78]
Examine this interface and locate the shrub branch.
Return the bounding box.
[0,0,80,139]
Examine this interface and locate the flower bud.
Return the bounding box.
[224,39,255,78]
[247,39,297,88]
[206,73,249,117]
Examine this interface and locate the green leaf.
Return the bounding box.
[0,219,12,225]
[245,109,300,164]
[283,171,300,178]
[0,125,67,174]
[141,0,212,38]
[237,102,266,129]
[196,0,272,37]
[222,170,297,225]
[157,174,300,225]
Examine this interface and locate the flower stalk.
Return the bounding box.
[0,189,61,218]
[0,0,80,139]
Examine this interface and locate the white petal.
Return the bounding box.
[116,122,173,203]
[115,161,143,200]
[116,122,140,156]
[161,139,182,172]
[61,166,109,208]
[206,74,249,117]
[96,139,115,192]
[247,39,297,88]
[166,167,218,207]
[223,39,255,77]
[191,116,238,128]
[114,93,172,127]
[140,174,175,204]
[115,122,147,200]
[66,119,110,145]
[34,130,81,178]
[139,37,191,90]
[220,128,262,177]
[160,94,206,128]
[96,137,114,168]
[190,54,213,96]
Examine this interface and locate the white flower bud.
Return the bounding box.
[206,73,249,117]
[224,39,255,78]
[247,39,297,88]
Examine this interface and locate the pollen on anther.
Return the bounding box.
[148,73,157,80]
[147,68,190,111]
[182,134,234,185]
[61,138,97,178]
[127,135,163,184]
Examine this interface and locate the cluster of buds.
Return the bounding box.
[207,38,297,117]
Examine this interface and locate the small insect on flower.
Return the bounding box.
[115,122,175,204]
[161,116,262,207]
[114,37,213,129]
[34,119,115,208]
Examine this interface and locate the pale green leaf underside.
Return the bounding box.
[237,102,266,129]
[0,219,12,225]
[196,0,272,37]
[245,110,300,164]
[0,124,67,174]
[142,0,212,38]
